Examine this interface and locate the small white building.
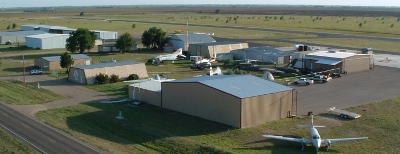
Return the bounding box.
[94,30,118,39]
[25,34,69,49]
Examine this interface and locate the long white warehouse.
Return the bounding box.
[25,34,69,49]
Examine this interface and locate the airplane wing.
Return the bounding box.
[263,135,311,144]
[322,137,368,144]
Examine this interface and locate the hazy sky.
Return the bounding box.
[2,0,400,8]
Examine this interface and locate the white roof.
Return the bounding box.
[26,33,69,39]
[130,80,162,92]
[313,58,342,65]
[307,51,355,59]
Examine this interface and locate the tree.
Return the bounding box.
[115,33,135,53]
[6,25,10,30]
[141,27,167,49]
[132,24,136,28]
[215,9,220,14]
[65,28,96,53]
[80,12,84,16]
[12,23,17,29]
[359,23,363,27]
[60,52,74,74]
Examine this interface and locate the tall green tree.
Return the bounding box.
[141,27,166,49]
[215,9,221,14]
[12,23,17,29]
[6,25,10,30]
[60,52,74,74]
[65,28,96,53]
[80,12,84,16]
[115,32,135,53]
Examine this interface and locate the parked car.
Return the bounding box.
[30,70,43,75]
[310,75,332,83]
[294,78,314,86]
[331,73,342,78]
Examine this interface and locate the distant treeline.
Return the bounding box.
[23,8,55,12]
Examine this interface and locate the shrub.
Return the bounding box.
[95,73,110,84]
[127,74,139,80]
[110,74,120,83]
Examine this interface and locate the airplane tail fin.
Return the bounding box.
[298,114,325,128]
[174,48,183,54]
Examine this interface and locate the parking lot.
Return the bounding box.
[292,66,400,115]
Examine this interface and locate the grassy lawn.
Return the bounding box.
[35,97,400,153]
[0,80,65,105]
[0,129,37,154]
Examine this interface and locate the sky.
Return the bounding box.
[2,0,400,8]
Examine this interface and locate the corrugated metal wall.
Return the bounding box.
[128,86,161,107]
[343,55,371,73]
[241,90,293,128]
[162,82,242,128]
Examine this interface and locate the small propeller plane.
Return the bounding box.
[263,115,368,153]
[152,48,186,64]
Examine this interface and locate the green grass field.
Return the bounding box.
[0,80,65,105]
[34,97,400,153]
[0,129,37,154]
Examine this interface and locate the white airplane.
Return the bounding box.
[123,74,175,83]
[152,48,186,64]
[263,115,368,153]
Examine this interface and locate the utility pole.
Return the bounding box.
[23,54,25,83]
[186,18,188,51]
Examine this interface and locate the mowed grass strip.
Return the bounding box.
[36,97,400,153]
[0,129,37,154]
[0,80,65,105]
[36,103,233,154]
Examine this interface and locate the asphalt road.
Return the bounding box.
[0,102,100,154]
[291,66,400,115]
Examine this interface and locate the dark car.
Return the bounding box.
[331,73,342,78]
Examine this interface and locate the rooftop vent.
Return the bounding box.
[328,50,337,53]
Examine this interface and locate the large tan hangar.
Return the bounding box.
[188,41,248,58]
[34,54,92,70]
[301,50,371,73]
[68,61,148,84]
[25,34,69,49]
[161,75,293,128]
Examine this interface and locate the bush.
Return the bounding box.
[110,74,120,83]
[95,73,110,84]
[127,74,139,80]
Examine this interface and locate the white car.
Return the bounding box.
[30,70,43,75]
[294,78,314,86]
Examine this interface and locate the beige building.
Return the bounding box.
[188,42,248,58]
[129,80,162,107]
[34,54,92,70]
[298,50,372,73]
[68,60,148,84]
[161,75,293,128]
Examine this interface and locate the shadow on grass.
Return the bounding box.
[65,102,234,152]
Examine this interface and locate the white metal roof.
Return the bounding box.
[130,80,162,92]
[42,54,91,62]
[167,75,292,99]
[307,51,355,59]
[313,58,342,65]
[26,33,69,39]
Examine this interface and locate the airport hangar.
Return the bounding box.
[292,50,372,73]
[25,33,70,49]
[167,33,216,51]
[34,54,92,70]
[0,31,47,44]
[68,60,148,84]
[129,75,293,128]
[188,41,248,58]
